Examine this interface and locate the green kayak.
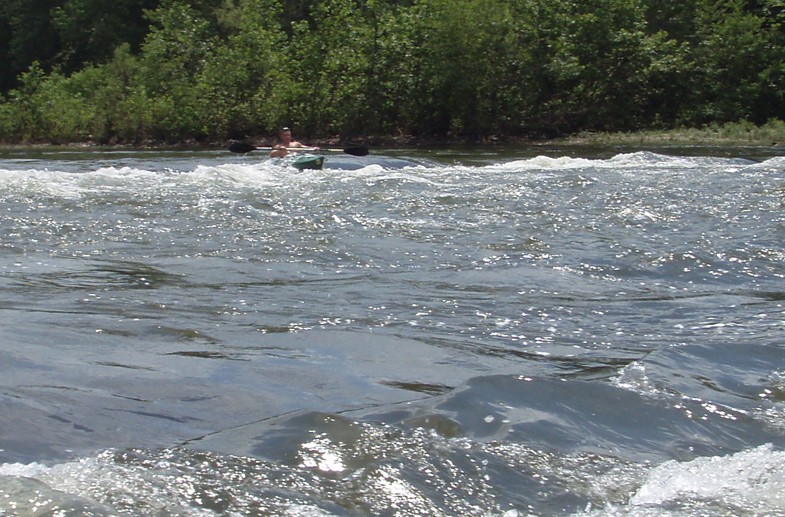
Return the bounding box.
[291,154,325,171]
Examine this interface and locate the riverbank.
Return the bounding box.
[2,120,785,151]
[557,120,785,147]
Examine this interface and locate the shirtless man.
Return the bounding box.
[269,127,310,157]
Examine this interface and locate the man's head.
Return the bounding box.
[279,127,292,144]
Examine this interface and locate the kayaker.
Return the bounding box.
[270,127,312,157]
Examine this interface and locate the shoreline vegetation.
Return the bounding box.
[2,120,785,151]
[2,1,785,149]
[563,120,785,147]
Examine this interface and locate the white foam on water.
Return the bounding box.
[611,361,662,397]
[0,459,117,516]
[2,440,783,516]
[299,437,346,473]
[191,161,290,187]
[0,166,174,201]
[0,452,214,516]
[753,156,785,169]
[608,151,703,168]
[492,155,599,170]
[0,168,85,199]
[0,461,47,477]
[334,165,445,186]
[480,152,737,175]
[3,151,767,204]
[631,443,785,511]
[330,163,387,175]
[574,445,785,516]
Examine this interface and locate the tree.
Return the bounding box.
[199,0,290,138]
[51,0,159,73]
[139,1,219,141]
[394,0,526,138]
[0,0,66,91]
[686,0,785,124]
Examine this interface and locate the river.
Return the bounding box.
[0,145,783,515]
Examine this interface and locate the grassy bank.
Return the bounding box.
[561,120,785,147]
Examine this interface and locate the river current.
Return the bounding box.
[0,146,784,515]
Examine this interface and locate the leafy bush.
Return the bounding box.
[1,0,783,143]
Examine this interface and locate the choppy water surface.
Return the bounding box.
[0,146,784,516]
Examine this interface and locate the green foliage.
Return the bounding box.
[1,0,784,144]
[685,0,785,125]
[284,0,375,134]
[74,44,157,143]
[0,63,94,143]
[533,0,672,132]
[51,0,158,71]
[402,0,519,136]
[0,0,65,92]
[202,0,290,137]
